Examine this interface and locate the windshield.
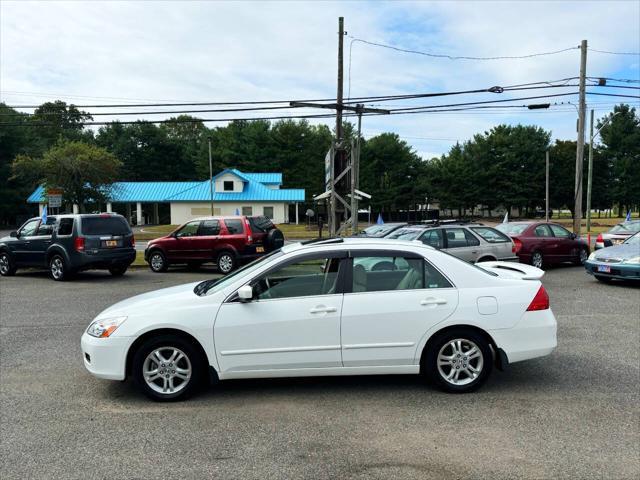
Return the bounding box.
[610,222,640,234]
[624,232,640,245]
[495,223,530,235]
[194,249,284,296]
[362,224,400,237]
[386,228,423,240]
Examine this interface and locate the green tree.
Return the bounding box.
[12,140,121,211]
[30,101,94,152]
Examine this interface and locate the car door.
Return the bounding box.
[340,251,458,367]
[443,228,478,262]
[11,219,41,265]
[190,219,221,260]
[418,229,444,249]
[533,224,558,260]
[548,223,574,260]
[167,221,201,261]
[214,252,346,374]
[27,217,56,267]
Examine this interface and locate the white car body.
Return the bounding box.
[81,239,557,393]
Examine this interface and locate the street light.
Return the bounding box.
[586,110,619,237]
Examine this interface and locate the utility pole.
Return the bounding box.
[573,39,587,236]
[586,109,594,234]
[545,150,550,223]
[208,137,214,216]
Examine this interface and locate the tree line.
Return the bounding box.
[1,101,638,225]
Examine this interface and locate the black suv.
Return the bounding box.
[0,214,136,281]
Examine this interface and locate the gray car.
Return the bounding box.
[385,224,518,263]
[595,220,640,250]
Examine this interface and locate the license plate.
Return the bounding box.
[105,240,118,248]
[256,246,265,253]
[597,265,611,273]
[612,239,624,245]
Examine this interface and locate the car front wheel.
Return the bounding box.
[216,251,236,274]
[574,247,588,266]
[424,329,493,393]
[132,335,204,401]
[0,252,17,276]
[148,251,168,273]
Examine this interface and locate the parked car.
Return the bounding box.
[0,213,136,281]
[585,232,640,283]
[144,215,284,274]
[384,223,518,263]
[594,220,640,250]
[355,222,407,238]
[81,237,557,401]
[495,221,589,269]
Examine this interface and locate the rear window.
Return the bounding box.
[224,219,244,234]
[610,222,640,234]
[248,216,273,233]
[386,228,422,240]
[471,227,511,243]
[495,223,530,235]
[80,216,130,235]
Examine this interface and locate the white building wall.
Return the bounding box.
[214,173,244,193]
[170,202,288,225]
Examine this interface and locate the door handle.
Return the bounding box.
[421,298,447,306]
[310,306,337,314]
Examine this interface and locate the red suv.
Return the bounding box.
[495,221,589,269]
[145,216,284,274]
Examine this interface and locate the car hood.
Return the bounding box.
[594,243,640,259]
[96,281,206,318]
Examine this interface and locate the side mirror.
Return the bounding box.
[569,233,577,240]
[10,231,18,238]
[237,285,254,302]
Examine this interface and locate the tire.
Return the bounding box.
[216,251,236,274]
[132,334,204,402]
[0,251,17,276]
[595,275,612,284]
[108,264,128,277]
[423,328,493,393]
[574,247,589,266]
[531,251,544,269]
[148,250,168,273]
[49,254,69,281]
[265,228,285,251]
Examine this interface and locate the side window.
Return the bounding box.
[420,229,443,248]
[352,256,424,292]
[424,260,453,289]
[223,219,244,234]
[57,218,74,236]
[241,206,253,216]
[199,219,220,236]
[549,224,570,238]
[534,225,552,237]
[263,206,274,219]
[464,229,480,246]
[253,257,341,300]
[175,221,200,237]
[18,219,39,237]
[35,217,56,236]
[471,227,510,243]
[444,228,470,248]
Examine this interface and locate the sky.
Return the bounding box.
[1,0,639,160]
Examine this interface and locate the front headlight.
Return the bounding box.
[86,316,127,338]
[588,251,597,261]
[622,256,640,264]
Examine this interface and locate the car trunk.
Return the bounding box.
[79,217,133,254]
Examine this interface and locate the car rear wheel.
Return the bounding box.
[132,335,204,401]
[216,251,236,274]
[423,329,492,393]
[0,252,17,276]
[149,251,168,273]
[49,254,69,281]
[108,264,128,276]
[531,251,544,269]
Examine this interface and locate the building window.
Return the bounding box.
[242,206,253,216]
[263,206,274,219]
[223,181,234,191]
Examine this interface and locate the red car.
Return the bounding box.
[145,216,284,274]
[495,221,589,269]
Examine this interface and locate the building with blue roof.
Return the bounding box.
[27,169,305,225]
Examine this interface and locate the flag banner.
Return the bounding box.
[503,211,509,223]
[376,213,384,225]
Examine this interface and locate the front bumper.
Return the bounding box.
[585,260,640,280]
[81,332,132,380]
[490,309,557,364]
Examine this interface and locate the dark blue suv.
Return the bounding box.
[0,214,136,281]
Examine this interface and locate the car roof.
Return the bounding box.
[282,237,434,254]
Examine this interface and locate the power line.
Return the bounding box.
[588,77,640,84]
[589,48,640,56]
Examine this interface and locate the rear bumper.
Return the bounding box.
[81,333,131,380]
[72,249,136,270]
[585,261,640,280]
[490,309,557,364]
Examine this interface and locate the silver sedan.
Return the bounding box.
[595,220,640,250]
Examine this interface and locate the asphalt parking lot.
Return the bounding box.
[1,266,638,479]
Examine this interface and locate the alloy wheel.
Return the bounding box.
[532,252,543,269]
[218,254,233,273]
[150,253,164,271]
[436,338,484,386]
[0,254,9,275]
[142,347,192,395]
[579,249,588,265]
[50,257,64,280]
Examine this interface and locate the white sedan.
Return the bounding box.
[81,238,557,401]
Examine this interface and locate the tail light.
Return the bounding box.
[512,237,523,254]
[596,233,603,243]
[245,218,253,243]
[74,236,85,252]
[527,285,549,311]
[130,235,135,247]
